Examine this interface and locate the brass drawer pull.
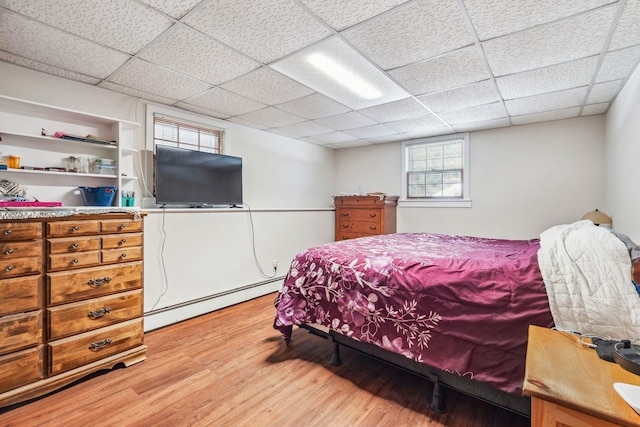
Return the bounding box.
[340,213,349,217]
[369,226,377,230]
[72,258,79,264]
[88,338,112,351]
[369,213,377,218]
[3,229,12,235]
[119,239,127,244]
[120,253,127,259]
[71,226,79,232]
[71,243,79,249]
[119,224,127,230]
[5,265,14,272]
[88,307,112,319]
[87,276,112,287]
[4,248,14,254]
[341,224,349,229]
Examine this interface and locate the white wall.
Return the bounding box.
[336,116,606,239]
[605,64,640,242]
[0,61,336,329]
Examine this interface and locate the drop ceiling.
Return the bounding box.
[0,0,638,149]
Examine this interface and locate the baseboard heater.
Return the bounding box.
[145,275,285,316]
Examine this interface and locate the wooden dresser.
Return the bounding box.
[0,212,146,408]
[334,195,399,241]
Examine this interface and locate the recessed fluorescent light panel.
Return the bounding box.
[271,37,408,110]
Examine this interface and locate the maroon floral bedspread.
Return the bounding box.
[273,232,554,394]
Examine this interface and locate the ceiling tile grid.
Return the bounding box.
[0,0,639,148]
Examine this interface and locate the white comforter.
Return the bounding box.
[538,220,640,340]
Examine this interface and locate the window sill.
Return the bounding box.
[399,199,472,208]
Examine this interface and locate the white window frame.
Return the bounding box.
[400,133,471,208]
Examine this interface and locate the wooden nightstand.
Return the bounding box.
[524,325,640,427]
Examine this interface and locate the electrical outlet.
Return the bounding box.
[272,260,278,270]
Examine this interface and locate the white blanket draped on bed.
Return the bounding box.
[538,220,640,340]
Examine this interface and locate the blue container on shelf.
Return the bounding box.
[78,186,117,206]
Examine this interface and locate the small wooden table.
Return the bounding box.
[524,325,640,426]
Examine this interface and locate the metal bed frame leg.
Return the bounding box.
[328,335,342,366]
[428,374,446,413]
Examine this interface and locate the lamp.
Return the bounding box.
[581,209,612,228]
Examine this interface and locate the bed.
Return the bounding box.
[273,220,640,416]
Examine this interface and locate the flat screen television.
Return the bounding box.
[155,144,243,207]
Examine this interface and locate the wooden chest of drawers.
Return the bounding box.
[0,212,146,408]
[334,195,399,241]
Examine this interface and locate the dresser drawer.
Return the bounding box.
[0,275,42,316]
[338,221,381,234]
[101,233,143,250]
[336,209,382,222]
[48,318,144,375]
[47,236,101,254]
[0,346,43,394]
[334,196,386,207]
[46,220,100,238]
[0,222,42,241]
[0,310,42,355]
[48,261,143,305]
[0,256,41,279]
[48,250,101,271]
[48,290,143,340]
[101,247,143,264]
[101,219,143,234]
[0,240,41,260]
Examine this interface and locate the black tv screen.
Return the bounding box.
[155,145,243,207]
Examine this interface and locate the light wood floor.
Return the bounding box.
[0,293,529,427]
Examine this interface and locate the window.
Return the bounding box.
[401,134,470,207]
[153,115,223,154]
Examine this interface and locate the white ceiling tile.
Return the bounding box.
[315,111,377,130]
[187,88,266,117]
[226,116,270,130]
[302,132,358,144]
[609,0,640,50]
[464,0,615,41]
[417,80,500,113]
[276,93,351,120]
[300,0,410,31]
[597,45,640,82]
[342,0,474,70]
[511,107,581,126]
[271,37,409,110]
[175,102,230,119]
[138,0,203,19]
[482,5,617,76]
[99,81,178,104]
[399,127,454,139]
[452,117,511,133]
[0,10,131,79]
[221,67,314,105]
[108,58,211,100]
[0,51,101,84]
[182,0,332,63]
[587,80,623,103]
[389,46,489,96]
[358,97,431,122]
[496,56,598,99]
[343,124,396,139]
[438,102,507,125]
[139,24,260,85]
[582,102,610,115]
[365,134,409,144]
[384,115,446,133]
[505,87,587,116]
[330,139,375,149]
[236,107,305,128]
[5,0,173,54]
[276,121,336,137]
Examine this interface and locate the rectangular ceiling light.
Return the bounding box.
[271,36,408,110]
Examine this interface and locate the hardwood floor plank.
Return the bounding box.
[0,293,529,427]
